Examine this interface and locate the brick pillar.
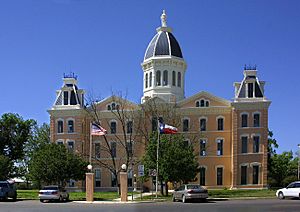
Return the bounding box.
[231,109,238,189]
[86,173,94,202]
[120,172,128,202]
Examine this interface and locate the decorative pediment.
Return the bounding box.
[178,91,231,108]
[91,95,138,111]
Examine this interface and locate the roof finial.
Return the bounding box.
[161,10,167,27]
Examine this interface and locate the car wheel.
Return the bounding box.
[182,195,186,203]
[40,199,45,203]
[278,192,285,200]
[59,195,63,202]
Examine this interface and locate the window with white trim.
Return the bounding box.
[241,165,247,185]
[217,139,223,156]
[253,113,260,127]
[199,167,206,186]
[110,121,117,134]
[241,114,248,127]
[200,139,206,156]
[149,72,152,87]
[172,71,176,86]
[57,120,63,133]
[156,70,161,86]
[177,72,181,87]
[217,118,224,131]
[127,121,133,134]
[200,118,206,131]
[163,70,168,86]
[241,136,248,153]
[67,140,74,152]
[217,167,223,185]
[253,136,260,153]
[145,73,148,88]
[95,169,101,187]
[68,120,74,133]
[183,119,189,132]
[253,165,259,184]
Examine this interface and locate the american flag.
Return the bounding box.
[91,123,107,136]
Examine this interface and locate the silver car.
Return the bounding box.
[173,184,208,203]
[39,185,69,203]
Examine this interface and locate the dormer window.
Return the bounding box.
[63,91,68,105]
[248,83,254,98]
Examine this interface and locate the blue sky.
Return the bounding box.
[0,0,299,153]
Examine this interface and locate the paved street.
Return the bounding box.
[0,199,300,212]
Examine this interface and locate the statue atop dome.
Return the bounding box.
[161,10,167,27]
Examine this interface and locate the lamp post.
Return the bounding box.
[120,164,128,202]
[86,164,94,202]
[133,174,137,191]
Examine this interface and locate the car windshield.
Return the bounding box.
[187,185,201,189]
[42,186,58,190]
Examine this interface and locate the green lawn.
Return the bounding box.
[17,190,122,201]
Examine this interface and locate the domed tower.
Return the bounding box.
[141,10,187,103]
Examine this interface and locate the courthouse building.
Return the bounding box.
[48,11,271,190]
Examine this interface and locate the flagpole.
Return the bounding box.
[156,117,159,198]
[89,122,92,165]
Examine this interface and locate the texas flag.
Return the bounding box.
[91,123,107,136]
[159,123,178,134]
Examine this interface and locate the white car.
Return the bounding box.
[39,185,69,203]
[276,181,300,199]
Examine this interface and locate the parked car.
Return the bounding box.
[276,181,300,200]
[172,184,208,203]
[0,181,17,201]
[39,185,69,203]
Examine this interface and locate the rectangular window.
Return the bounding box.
[172,71,176,86]
[127,121,133,134]
[149,72,152,87]
[110,122,116,134]
[63,91,69,105]
[68,120,74,133]
[248,83,253,98]
[200,119,206,131]
[95,143,101,159]
[253,136,260,153]
[217,139,223,156]
[253,165,259,184]
[253,114,260,127]
[95,169,101,187]
[242,136,248,153]
[217,118,224,131]
[70,91,77,105]
[241,166,247,185]
[183,119,189,132]
[217,167,223,185]
[111,142,117,157]
[200,140,206,156]
[199,167,206,186]
[67,141,74,152]
[241,114,248,127]
[58,120,64,133]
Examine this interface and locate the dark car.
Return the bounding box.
[173,184,208,203]
[0,181,17,201]
[39,185,69,203]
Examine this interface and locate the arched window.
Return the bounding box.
[68,120,74,133]
[149,72,152,87]
[111,103,116,110]
[183,119,189,132]
[57,120,63,133]
[177,72,181,87]
[196,101,200,107]
[145,73,148,88]
[172,71,176,86]
[163,70,168,86]
[110,121,117,134]
[200,118,206,131]
[206,101,209,107]
[156,71,161,86]
[107,105,111,110]
[241,114,248,127]
[217,118,224,131]
[253,113,260,127]
[200,100,205,107]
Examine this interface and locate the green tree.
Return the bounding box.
[29,143,88,186]
[0,155,13,179]
[268,151,298,187]
[142,134,198,196]
[0,113,34,178]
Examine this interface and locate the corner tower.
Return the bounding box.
[141,10,187,103]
